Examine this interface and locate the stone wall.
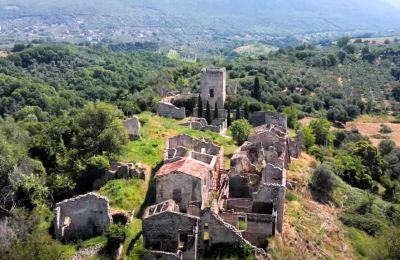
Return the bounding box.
[167,135,221,157]
[248,130,286,156]
[156,101,186,120]
[199,209,252,249]
[54,193,112,242]
[123,116,141,140]
[141,251,182,260]
[249,111,288,130]
[262,164,284,185]
[200,67,226,109]
[253,184,285,233]
[289,132,304,159]
[156,172,206,212]
[143,211,199,256]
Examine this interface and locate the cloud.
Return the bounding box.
[385,0,400,9]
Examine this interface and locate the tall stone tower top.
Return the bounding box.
[200,67,226,109]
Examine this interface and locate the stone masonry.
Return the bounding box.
[200,67,226,109]
[54,193,112,242]
[123,116,141,140]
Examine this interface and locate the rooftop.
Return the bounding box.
[157,157,211,180]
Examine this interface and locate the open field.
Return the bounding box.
[346,122,400,146]
[351,36,400,44]
[233,44,278,56]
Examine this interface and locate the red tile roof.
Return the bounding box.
[157,157,211,179]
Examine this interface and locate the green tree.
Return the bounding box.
[309,118,334,146]
[379,140,395,156]
[197,94,203,118]
[311,164,336,202]
[301,126,316,150]
[351,140,384,181]
[214,102,218,120]
[230,119,252,145]
[337,37,350,47]
[252,76,261,100]
[73,102,128,158]
[337,51,347,63]
[105,224,126,254]
[327,106,349,124]
[205,101,211,124]
[235,103,241,120]
[244,102,250,120]
[283,106,299,129]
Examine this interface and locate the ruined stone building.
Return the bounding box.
[144,100,302,259]
[123,116,141,140]
[200,67,226,109]
[54,193,112,242]
[224,122,291,247]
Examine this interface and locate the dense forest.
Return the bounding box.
[1,39,400,258]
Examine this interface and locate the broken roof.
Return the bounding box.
[157,157,211,180]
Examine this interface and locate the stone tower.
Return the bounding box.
[200,67,226,109]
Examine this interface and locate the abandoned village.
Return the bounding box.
[53,67,304,260]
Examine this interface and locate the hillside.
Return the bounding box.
[1,0,400,48]
[0,41,400,259]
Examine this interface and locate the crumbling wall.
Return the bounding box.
[199,209,252,249]
[123,116,141,140]
[248,130,286,156]
[249,111,287,130]
[156,102,186,120]
[141,251,182,260]
[143,211,199,255]
[289,132,304,159]
[54,193,112,242]
[262,164,284,185]
[167,135,221,157]
[230,151,257,177]
[190,152,214,165]
[229,175,251,198]
[226,198,253,213]
[253,184,285,233]
[156,172,205,212]
[243,213,276,247]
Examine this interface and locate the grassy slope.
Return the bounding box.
[269,153,356,259]
[96,112,237,258]
[271,150,400,259]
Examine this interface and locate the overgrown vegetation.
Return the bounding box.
[1,39,400,259]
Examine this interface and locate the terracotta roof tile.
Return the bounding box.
[157,157,211,179]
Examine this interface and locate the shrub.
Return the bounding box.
[230,119,252,145]
[300,126,315,150]
[379,124,392,134]
[105,224,126,253]
[309,118,334,146]
[310,164,336,201]
[340,213,384,236]
[379,140,396,156]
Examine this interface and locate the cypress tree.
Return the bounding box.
[205,101,211,124]
[252,76,261,100]
[244,102,250,120]
[214,102,219,120]
[227,105,231,127]
[197,94,203,118]
[236,103,241,120]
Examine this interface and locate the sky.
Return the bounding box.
[385,0,400,9]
